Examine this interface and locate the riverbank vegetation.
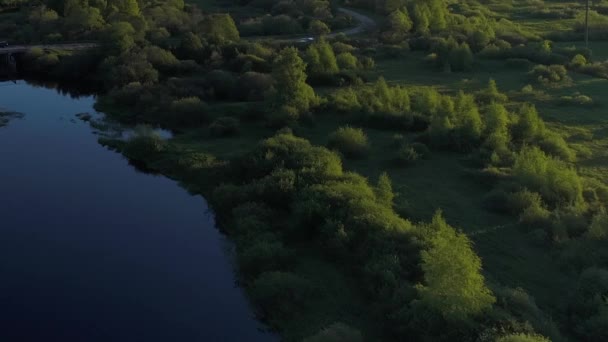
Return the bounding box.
[5,0,608,341]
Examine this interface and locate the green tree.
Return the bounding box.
[417,211,495,320]
[65,5,105,35]
[453,91,482,146]
[375,172,394,208]
[307,39,339,75]
[107,0,140,16]
[201,14,240,44]
[512,104,545,144]
[389,7,413,34]
[309,19,330,35]
[103,21,136,55]
[271,47,318,114]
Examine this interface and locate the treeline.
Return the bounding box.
[234,0,353,37]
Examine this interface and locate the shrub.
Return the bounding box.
[336,52,358,70]
[396,146,420,165]
[558,94,594,106]
[123,126,167,160]
[169,97,208,126]
[512,146,583,205]
[537,132,575,162]
[507,189,546,215]
[496,333,550,342]
[238,238,294,278]
[303,322,364,342]
[529,64,569,84]
[571,54,587,67]
[328,126,369,159]
[587,208,608,240]
[250,271,314,321]
[209,116,240,137]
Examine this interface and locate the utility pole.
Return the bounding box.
[585,0,590,48]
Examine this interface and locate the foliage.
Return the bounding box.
[417,211,495,321]
[303,323,364,342]
[328,126,369,159]
[512,147,583,206]
[496,333,550,342]
[270,47,318,119]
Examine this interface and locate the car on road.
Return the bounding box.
[297,37,315,43]
[0,41,8,48]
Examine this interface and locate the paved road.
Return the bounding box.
[0,43,98,54]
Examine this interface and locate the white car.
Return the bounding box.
[297,37,315,43]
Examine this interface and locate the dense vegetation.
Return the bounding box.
[4,0,608,341]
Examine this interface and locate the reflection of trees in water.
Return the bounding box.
[0,110,24,127]
[22,79,101,99]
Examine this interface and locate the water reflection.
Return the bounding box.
[0,81,274,342]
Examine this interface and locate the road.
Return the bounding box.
[329,8,377,38]
[0,7,376,51]
[0,43,98,54]
[269,7,377,43]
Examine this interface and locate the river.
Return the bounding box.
[0,81,273,341]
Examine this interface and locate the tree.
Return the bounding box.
[271,47,318,115]
[307,39,339,75]
[309,19,330,36]
[103,21,136,55]
[65,5,105,36]
[201,14,240,44]
[107,0,140,16]
[416,211,495,320]
[453,91,482,146]
[512,103,545,144]
[375,172,394,208]
[389,8,413,34]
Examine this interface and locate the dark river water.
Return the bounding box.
[0,81,272,341]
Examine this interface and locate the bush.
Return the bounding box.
[512,146,583,205]
[587,208,608,240]
[571,54,587,67]
[209,116,240,137]
[238,237,294,278]
[529,64,569,84]
[328,126,369,159]
[250,271,314,321]
[336,52,358,70]
[496,333,550,342]
[558,94,594,106]
[396,146,420,165]
[123,126,167,161]
[507,189,546,215]
[169,97,208,126]
[303,322,364,342]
